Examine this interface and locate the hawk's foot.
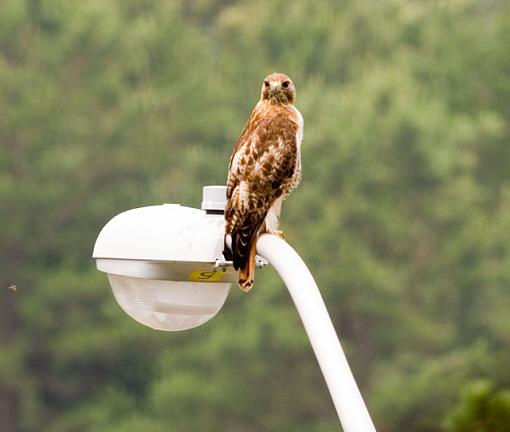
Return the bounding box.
[276,230,285,239]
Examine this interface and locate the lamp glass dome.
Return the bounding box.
[108,274,230,331]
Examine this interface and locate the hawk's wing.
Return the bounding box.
[225,106,298,270]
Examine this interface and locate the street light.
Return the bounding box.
[92,185,376,432]
[92,186,236,331]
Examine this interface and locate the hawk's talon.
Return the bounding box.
[276,230,285,239]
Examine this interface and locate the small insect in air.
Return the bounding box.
[8,283,17,293]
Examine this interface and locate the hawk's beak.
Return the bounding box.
[270,81,280,95]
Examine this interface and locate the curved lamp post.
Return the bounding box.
[92,185,376,432]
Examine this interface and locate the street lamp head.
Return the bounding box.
[92,186,237,331]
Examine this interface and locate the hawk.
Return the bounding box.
[224,72,304,291]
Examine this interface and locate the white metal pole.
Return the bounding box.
[256,234,376,432]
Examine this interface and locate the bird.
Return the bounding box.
[224,72,304,291]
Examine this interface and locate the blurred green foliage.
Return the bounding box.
[1,0,510,431]
[445,380,510,432]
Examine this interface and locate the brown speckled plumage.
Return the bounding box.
[225,73,304,291]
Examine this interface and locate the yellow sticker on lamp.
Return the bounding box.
[187,270,225,282]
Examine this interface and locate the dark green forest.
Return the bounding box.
[1,0,510,431]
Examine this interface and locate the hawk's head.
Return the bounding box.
[261,73,295,104]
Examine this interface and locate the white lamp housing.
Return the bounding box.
[92,186,237,331]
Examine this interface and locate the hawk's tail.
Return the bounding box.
[238,239,257,292]
[227,222,260,292]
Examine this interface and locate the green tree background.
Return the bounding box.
[1,0,510,431]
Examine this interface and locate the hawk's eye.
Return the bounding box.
[282,81,290,89]
[264,81,270,88]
